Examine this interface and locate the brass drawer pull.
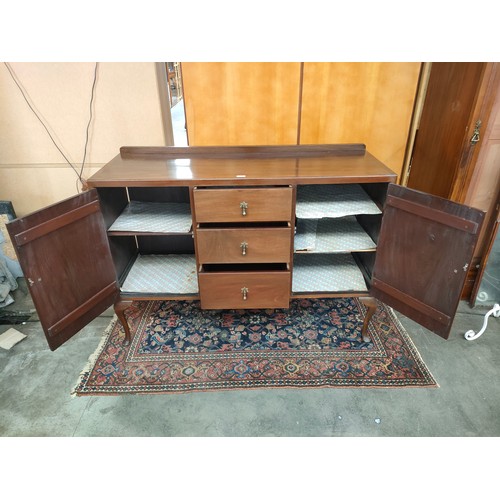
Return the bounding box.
[240,201,248,216]
[241,287,249,300]
[240,241,248,255]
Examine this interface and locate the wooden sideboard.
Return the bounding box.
[7,145,485,350]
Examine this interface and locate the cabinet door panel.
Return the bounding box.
[7,190,119,350]
[371,184,484,339]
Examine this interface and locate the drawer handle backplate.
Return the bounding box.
[240,241,248,255]
[241,287,249,300]
[240,201,248,216]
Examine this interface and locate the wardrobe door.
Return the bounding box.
[7,190,119,350]
[182,62,301,146]
[371,184,484,339]
[300,62,421,179]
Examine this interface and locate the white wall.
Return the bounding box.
[0,62,168,216]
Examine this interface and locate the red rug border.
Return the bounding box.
[72,299,439,396]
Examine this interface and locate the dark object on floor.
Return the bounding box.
[0,278,35,323]
[0,315,31,325]
[0,201,16,220]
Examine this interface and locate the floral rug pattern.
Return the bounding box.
[73,298,437,395]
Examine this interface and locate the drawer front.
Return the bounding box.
[197,227,291,264]
[198,271,291,309]
[194,187,293,222]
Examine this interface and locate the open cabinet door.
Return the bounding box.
[7,190,119,350]
[371,184,485,339]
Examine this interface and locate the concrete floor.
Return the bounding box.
[1,289,499,438]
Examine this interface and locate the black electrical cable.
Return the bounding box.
[3,62,98,192]
[79,62,98,187]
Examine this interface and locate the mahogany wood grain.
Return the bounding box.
[198,271,291,309]
[449,63,499,204]
[120,144,366,159]
[114,299,133,344]
[7,143,488,349]
[371,184,485,339]
[196,227,291,264]
[407,63,486,199]
[6,190,119,350]
[193,187,293,223]
[14,200,100,247]
[87,146,396,188]
[359,296,377,343]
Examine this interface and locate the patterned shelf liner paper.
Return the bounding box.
[121,254,198,294]
[295,184,382,219]
[295,216,377,253]
[108,201,192,233]
[292,253,368,293]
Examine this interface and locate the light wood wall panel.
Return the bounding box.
[299,62,421,178]
[182,62,301,145]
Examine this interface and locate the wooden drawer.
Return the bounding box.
[197,227,291,264]
[198,271,291,309]
[193,187,293,222]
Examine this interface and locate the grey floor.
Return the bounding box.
[1,282,499,438]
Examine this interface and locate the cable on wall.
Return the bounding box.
[3,62,99,193]
[79,62,98,192]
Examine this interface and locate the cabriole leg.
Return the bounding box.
[359,296,377,343]
[114,300,133,345]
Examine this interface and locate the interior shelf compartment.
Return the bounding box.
[120,254,198,294]
[108,201,192,234]
[292,253,368,293]
[294,216,377,253]
[295,184,382,219]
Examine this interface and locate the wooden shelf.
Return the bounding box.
[108,201,192,234]
[295,216,377,254]
[292,253,368,293]
[121,254,198,294]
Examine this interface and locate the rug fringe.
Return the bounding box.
[382,304,440,388]
[72,299,438,395]
[71,316,118,397]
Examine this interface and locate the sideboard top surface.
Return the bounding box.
[87,145,397,188]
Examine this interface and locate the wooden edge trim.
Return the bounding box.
[470,219,500,305]
[47,282,118,337]
[296,62,304,145]
[372,277,451,326]
[386,195,479,234]
[154,62,175,146]
[120,144,367,159]
[119,293,200,301]
[14,200,100,247]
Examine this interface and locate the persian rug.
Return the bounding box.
[73,298,437,395]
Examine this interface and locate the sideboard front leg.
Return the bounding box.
[359,296,377,343]
[114,300,133,345]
